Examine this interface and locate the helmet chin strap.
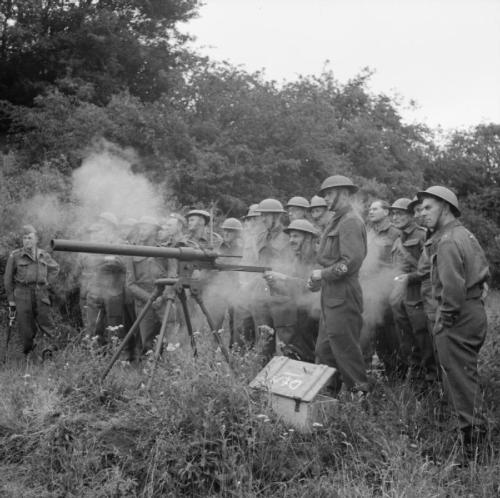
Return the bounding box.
[329,191,341,211]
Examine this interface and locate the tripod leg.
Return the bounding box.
[191,293,232,369]
[178,288,198,358]
[146,298,173,392]
[101,288,159,381]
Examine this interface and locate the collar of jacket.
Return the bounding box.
[402,221,419,235]
[372,217,392,234]
[433,218,462,240]
[20,248,42,261]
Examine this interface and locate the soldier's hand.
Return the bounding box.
[263,271,286,284]
[310,269,322,281]
[394,274,408,283]
[440,313,456,328]
[152,297,163,310]
[307,278,321,292]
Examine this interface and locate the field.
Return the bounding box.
[0,294,499,498]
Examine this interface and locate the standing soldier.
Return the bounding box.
[4,225,59,355]
[363,199,402,377]
[79,224,130,356]
[309,195,333,233]
[286,196,310,222]
[263,219,320,362]
[418,186,489,449]
[308,176,369,396]
[126,216,167,354]
[186,209,213,250]
[210,218,244,345]
[252,198,291,362]
[389,198,431,380]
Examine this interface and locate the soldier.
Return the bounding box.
[158,214,188,247]
[263,219,319,362]
[186,209,212,250]
[4,225,59,355]
[210,218,244,345]
[78,223,130,356]
[126,216,168,354]
[118,217,138,244]
[308,175,369,396]
[286,196,310,222]
[309,195,333,233]
[252,198,291,362]
[96,212,119,241]
[389,198,432,380]
[417,186,489,448]
[362,199,402,378]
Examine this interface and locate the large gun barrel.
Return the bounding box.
[51,239,221,261]
[51,239,270,273]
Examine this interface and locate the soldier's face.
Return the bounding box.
[261,213,278,230]
[188,215,205,232]
[222,229,238,245]
[288,207,306,221]
[392,210,411,229]
[420,197,442,230]
[323,188,339,209]
[310,207,326,220]
[22,233,37,250]
[288,230,305,250]
[413,204,425,226]
[368,202,388,223]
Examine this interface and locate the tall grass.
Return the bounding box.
[0,294,499,497]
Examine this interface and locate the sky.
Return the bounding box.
[184,0,500,130]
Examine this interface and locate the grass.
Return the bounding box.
[0,293,499,497]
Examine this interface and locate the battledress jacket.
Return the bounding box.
[4,248,60,303]
[317,205,367,309]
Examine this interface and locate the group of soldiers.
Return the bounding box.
[3,174,490,449]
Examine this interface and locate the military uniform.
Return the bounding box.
[126,256,168,353]
[267,241,319,363]
[430,219,489,429]
[252,225,291,361]
[362,218,402,375]
[4,247,59,354]
[391,222,432,377]
[79,254,131,352]
[315,205,369,393]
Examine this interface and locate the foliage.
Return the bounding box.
[1,294,500,496]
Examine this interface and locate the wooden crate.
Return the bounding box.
[249,356,338,432]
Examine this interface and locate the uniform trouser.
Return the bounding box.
[375,307,405,378]
[393,300,436,378]
[433,299,487,429]
[14,286,53,354]
[87,293,134,357]
[135,301,161,354]
[233,304,256,348]
[315,298,369,393]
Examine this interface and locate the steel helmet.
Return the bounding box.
[245,203,261,218]
[98,212,118,227]
[417,186,460,217]
[310,195,328,208]
[187,209,211,223]
[21,224,37,235]
[389,198,413,212]
[256,198,286,214]
[319,175,358,194]
[286,196,310,209]
[407,196,420,214]
[221,218,243,231]
[284,219,319,236]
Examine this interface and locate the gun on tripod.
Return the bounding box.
[51,239,271,382]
